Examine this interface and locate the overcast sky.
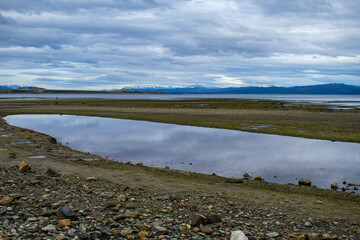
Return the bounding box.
[1,0,360,89]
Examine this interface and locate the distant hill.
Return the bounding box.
[0,86,163,94]
[0,85,21,89]
[124,83,360,94]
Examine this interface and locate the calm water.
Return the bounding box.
[4,114,360,191]
[1,93,360,108]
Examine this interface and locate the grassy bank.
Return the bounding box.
[0,98,359,142]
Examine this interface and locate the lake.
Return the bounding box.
[1,93,360,108]
[4,114,360,192]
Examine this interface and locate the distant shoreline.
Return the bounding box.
[0,89,164,94]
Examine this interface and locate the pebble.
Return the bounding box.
[266,232,279,238]
[42,224,57,232]
[230,230,249,240]
[58,219,71,227]
[199,224,214,234]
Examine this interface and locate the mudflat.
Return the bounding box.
[0,98,359,239]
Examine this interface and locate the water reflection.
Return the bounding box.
[4,114,360,190]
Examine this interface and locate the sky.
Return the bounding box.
[0,0,360,90]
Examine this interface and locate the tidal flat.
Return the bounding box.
[0,98,359,142]
[0,98,359,238]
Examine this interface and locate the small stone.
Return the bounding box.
[191,213,207,227]
[42,224,57,232]
[243,173,250,178]
[105,201,119,208]
[179,203,186,207]
[227,221,236,228]
[305,221,312,227]
[56,234,68,240]
[46,168,60,177]
[86,177,99,181]
[331,182,338,189]
[230,230,249,240]
[18,161,30,172]
[154,226,167,233]
[41,210,58,216]
[321,234,332,239]
[266,232,279,238]
[297,233,308,240]
[309,233,322,240]
[9,152,17,158]
[58,219,71,227]
[193,227,200,232]
[298,178,311,186]
[138,231,148,237]
[120,229,132,236]
[0,196,13,206]
[122,211,138,218]
[254,175,263,181]
[117,195,126,202]
[200,224,213,234]
[206,214,221,224]
[27,217,37,222]
[57,206,78,220]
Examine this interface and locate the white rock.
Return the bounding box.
[230,230,249,240]
[266,232,279,238]
[42,224,57,232]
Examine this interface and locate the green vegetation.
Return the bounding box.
[0,98,359,142]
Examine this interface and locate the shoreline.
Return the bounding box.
[4,113,360,192]
[1,98,360,238]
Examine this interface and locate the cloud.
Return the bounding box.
[0,0,359,89]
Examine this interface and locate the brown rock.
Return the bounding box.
[138,231,148,237]
[58,219,71,227]
[0,196,13,206]
[9,152,17,158]
[331,182,338,189]
[191,213,207,227]
[254,176,263,181]
[206,214,221,224]
[46,168,60,177]
[41,210,58,217]
[297,233,308,240]
[199,224,213,234]
[309,233,322,240]
[227,221,236,228]
[298,178,312,186]
[120,229,132,236]
[105,201,119,208]
[18,161,30,172]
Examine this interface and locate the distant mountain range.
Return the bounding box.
[1,83,360,94]
[124,83,360,94]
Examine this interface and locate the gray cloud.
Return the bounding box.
[0,0,359,89]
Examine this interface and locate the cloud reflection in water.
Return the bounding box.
[5,114,360,190]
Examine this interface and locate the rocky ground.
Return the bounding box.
[0,119,360,239]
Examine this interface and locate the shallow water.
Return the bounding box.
[4,114,360,191]
[1,93,360,108]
